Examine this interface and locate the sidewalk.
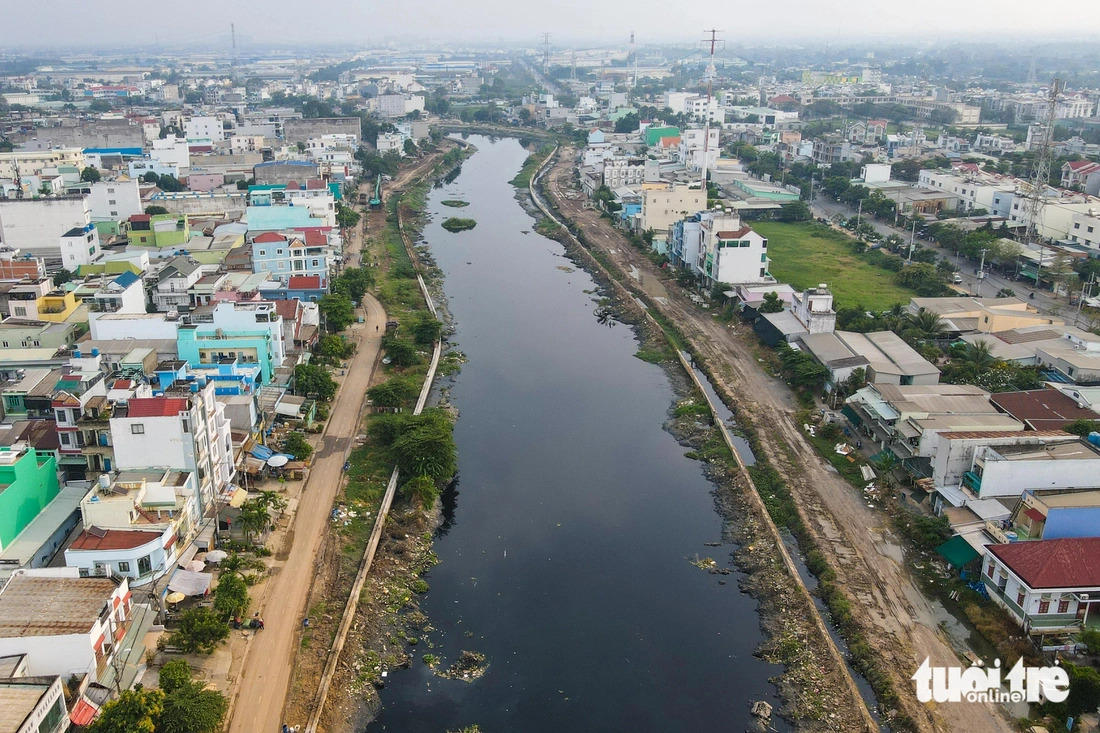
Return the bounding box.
[99,602,157,693]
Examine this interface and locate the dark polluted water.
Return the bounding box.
[367,136,788,733]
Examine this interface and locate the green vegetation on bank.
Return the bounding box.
[754,221,920,311]
[441,217,477,232]
[509,144,555,188]
[441,200,469,208]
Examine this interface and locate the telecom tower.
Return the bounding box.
[1025,78,1063,285]
[699,30,723,197]
[541,33,552,75]
[230,23,237,79]
[570,50,577,82]
[629,31,638,89]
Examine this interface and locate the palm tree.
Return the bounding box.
[960,339,997,373]
[905,308,947,340]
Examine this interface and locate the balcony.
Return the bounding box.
[963,470,982,494]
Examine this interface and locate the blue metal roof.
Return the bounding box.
[112,271,140,288]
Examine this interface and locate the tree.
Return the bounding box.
[282,431,314,460]
[293,363,337,401]
[213,571,250,620]
[88,99,112,113]
[87,688,164,733]
[401,475,440,509]
[391,409,457,481]
[144,205,169,215]
[777,200,811,222]
[52,268,74,287]
[331,268,373,303]
[759,291,785,313]
[166,608,228,654]
[1063,419,1100,437]
[318,293,355,332]
[316,334,353,365]
[335,203,360,230]
[158,661,228,733]
[156,174,183,193]
[614,113,640,134]
[403,138,418,156]
[959,340,997,373]
[1066,663,1100,719]
[80,166,102,183]
[410,312,443,345]
[904,308,947,341]
[38,182,53,196]
[143,171,159,184]
[381,335,421,367]
[368,375,422,408]
[895,263,949,296]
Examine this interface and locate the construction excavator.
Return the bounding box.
[369,173,382,208]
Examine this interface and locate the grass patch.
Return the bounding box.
[634,346,672,364]
[440,200,469,208]
[441,217,477,233]
[509,144,555,188]
[754,221,919,311]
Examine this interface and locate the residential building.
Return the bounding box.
[0,446,61,558]
[812,136,856,167]
[929,430,1081,509]
[87,180,142,221]
[677,128,720,172]
[846,383,1023,475]
[917,167,1015,213]
[127,213,190,250]
[602,156,645,188]
[0,320,76,351]
[376,132,404,155]
[0,149,85,181]
[0,249,45,281]
[754,284,837,346]
[982,538,1100,635]
[183,116,221,144]
[1010,490,1100,541]
[175,302,286,384]
[149,136,190,173]
[110,381,234,515]
[989,388,1100,430]
[640,184,706,244]
[0,673,69,733]
[64,470,198,585]
[0,569,131,684]
[906,296,1062,334]
[697,212,771,287]
[960,438,1100,499]
[58,225,101,270]
[801,330,940,387]
[86,271,147,321]
[150,256,205,313]
[1061,160,1100,189]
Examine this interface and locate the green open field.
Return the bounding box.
[753,221,918,311]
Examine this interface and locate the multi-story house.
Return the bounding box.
[1061,160,1100,190]
[601,156,646,189]
[110,380,234,517]
[640,184,707,247]
[251,231,333,284]
[151,256,205,312]
[697,211,771,287]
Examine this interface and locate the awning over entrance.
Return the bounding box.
[166,569,212,596]
[936,534,982,569]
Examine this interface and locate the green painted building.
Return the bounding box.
[0,446,61,552]
[645,126,680,146]
[129,214,191,248]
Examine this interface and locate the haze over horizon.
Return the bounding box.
[3,0,1100,50]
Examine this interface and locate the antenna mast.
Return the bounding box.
[1026,77,1063,286]
[630,31,638,90]
[700,29,723,200]
[541,33,552,77]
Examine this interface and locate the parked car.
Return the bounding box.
[952,273,963,284]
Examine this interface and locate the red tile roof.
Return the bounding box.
[285,180,300,190]
[1066,160,1100,172]
[70,698,99,726]
[126,397,188,418]
[70,529,164,551]
[112,379,133,389]
[273,298,300,322]
[306,179,326,190]
[129,214,151,223]
[989,537,1100,589]
[253,232,286,243]
[716,227,753,239]
[304,229,326,246]
[287,275,322,290]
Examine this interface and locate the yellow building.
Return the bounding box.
[35,290,80,323]
[0,148,86,179]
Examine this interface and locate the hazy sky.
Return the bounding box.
[3,0,1100,48]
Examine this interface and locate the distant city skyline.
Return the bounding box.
[3,0,1100,50]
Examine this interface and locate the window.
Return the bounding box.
[37,696,65,733]
[1039,600,1050,614]
[1016,590,1025,606]
[1075,223,1081,229]
[761,254,767,263]
[137,555,152,575]
[118,561,130,573]
[759,268,766,278]
[131,424,145,434]
[13,306,25,317]
[761,239,767,250]
[108,199,116,205]
[1058,599,1070,614]
[1,342,6,348]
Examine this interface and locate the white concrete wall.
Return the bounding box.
[89,314,177,341]
[110,414,189,470]
[0,633,95,679]
[0,197,91,256]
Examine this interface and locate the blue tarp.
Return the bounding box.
[251,444,274,460]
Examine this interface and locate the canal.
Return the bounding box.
[368,136,787,732]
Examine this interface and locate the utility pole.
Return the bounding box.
[856,198,864,236]
[907,220,918,265]
[629,31,638,90]
[976,248,988,298]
